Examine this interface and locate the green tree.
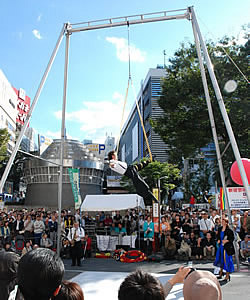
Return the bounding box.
[152,35,249,181]
[0,128,10,167]
[121,160,181,202]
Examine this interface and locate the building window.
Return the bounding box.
[121,144,126,162]
[132,122,138,161]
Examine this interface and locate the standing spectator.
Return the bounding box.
[49,214,58,248]
[191,212,200,236]
[123,215,131,235]
[199,211,213,238]
[214,218,234,281]
[13,214,24,236]
[171,215,183,243]
[1,221,11,244]
[202,191,209,203]
[240,210,250,239]
[104,214,113,227]
[33,214,45,246]
[83,233,92,258]
[67,221,85,267]
[182,213,193,235]
[23,215,34,242]
[44,217,50,235]
[190,194,195,210]
[203,232,216,258]
[143,216,154,256]
[130,216,137,234]
[113,211,122,227]
[160,216,171,247]
[75,209,81,224]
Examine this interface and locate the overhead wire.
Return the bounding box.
[116,22,153,161]
[197,16,249,84]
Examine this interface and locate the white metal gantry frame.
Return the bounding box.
[0,7,249,260]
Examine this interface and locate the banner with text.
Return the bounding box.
[226,186,250,209]
[68,168,82,210]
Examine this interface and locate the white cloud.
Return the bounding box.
[32,29,42,40]
[106,37,146,62]
[37,14,42,22]
[45,130,74,140]
[54,92,129,143]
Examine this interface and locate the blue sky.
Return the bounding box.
[0,0,249,144]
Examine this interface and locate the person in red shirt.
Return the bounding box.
[190,194,195,210]
[83,233,92,258]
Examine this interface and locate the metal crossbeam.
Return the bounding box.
[68,9,189,33]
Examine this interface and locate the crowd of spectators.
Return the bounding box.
[0,206,249,263]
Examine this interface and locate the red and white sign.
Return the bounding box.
[227,187,250,209]
[13,87,30,125]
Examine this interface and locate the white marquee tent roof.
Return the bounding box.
[81,194,145,211]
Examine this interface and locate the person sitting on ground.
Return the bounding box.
[108,150,158,205]
[189,231,200,259]
[0,251,20,300]
[40,232,53,249]
[163,231,176,259]
[178,233,191,260]
[240,234,250,261]
[17,248,65,300]
[52,280,84,300]
[203,232,216,259]
[22,240,33,256]
[118,266,190,300]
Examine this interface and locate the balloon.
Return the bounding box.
[230,158,250,186]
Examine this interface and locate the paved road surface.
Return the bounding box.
[64,258,249,299]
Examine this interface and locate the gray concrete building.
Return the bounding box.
[23,139,104,208]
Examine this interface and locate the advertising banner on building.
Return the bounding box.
[152,188,159,233]
[225,187,250,209]
[13,87,30,125]
[39,135,53,154]
[68,168,82,210]
[86,143,105,158]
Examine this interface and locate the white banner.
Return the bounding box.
[227,187,250,209]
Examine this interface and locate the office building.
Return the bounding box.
[0,69,17,154]
[118,67,168,163]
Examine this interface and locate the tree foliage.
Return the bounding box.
[0,128,10,167]
[152,34,250,178]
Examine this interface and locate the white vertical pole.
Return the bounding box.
[0,24,66,193]
[190,7,250,205]
[191,12,240,270]
[56,25,71,256]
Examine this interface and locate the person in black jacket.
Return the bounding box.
[0,251,20,300]
[214,218,234,282]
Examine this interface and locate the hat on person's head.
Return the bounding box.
[183,270,222,300]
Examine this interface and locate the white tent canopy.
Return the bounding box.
[81,194,145,211]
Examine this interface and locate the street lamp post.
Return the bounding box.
[158,176,168,205]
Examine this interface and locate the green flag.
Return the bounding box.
[68,168,82,210]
